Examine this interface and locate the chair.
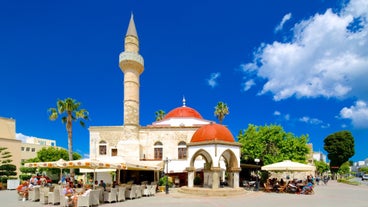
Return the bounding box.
[95,187,104,203]
[263,183,273,192]
[150,184,157,196]
[89,190,100,206]
[76,191,92,207]
[117,187,126,202]
[39,187,50,204]
[125,186,135,200]
[76,195,90,207]
[59,193,69,207]
[103,188,117,203]
[143,185,151,197]
[277,184,287,193]
[135,185,142,198]
[29,186,40,201]
[48,187,60,205]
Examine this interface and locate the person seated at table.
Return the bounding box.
[300,180,314,194]
[99,180,106,191]
[273,179,280,192]
[93,180,99,188]
[28,180,37,190]
[72,185,92,207]
[62,182,75,206]
[69,181,75,188]
[39,175,48,186]
[17,181,29,201]
[112,181,118,188]
[76,179,84,188]
[30,175,38,186]
[279,178,285,186]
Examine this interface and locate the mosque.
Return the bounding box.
[88,15,242,190]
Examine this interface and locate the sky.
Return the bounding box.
[1,0,367,162]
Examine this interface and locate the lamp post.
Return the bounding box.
[165,157,169,194]
[254,158,260,191]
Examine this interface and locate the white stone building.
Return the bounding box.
[89,15,241,189]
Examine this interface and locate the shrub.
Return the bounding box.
[19,174,32,181]
[158,176,173,187]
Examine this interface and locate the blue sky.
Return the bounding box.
[1,0,367,162]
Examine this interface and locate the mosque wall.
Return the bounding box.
[139,127,199,160]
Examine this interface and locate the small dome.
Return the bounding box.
[190,123,235,143]
[163,106,203,120]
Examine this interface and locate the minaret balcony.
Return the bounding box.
[119,51,144,66]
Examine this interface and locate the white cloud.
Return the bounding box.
[16,133,45,143]
[16,133,29,143]
[340,100,368,128]
[242,0,368,102]
[274,111,290,120]
[274,111,329,128]
[243,79,255,91]
[284,114,290,121]
[299,116,323,125]
[275,13,292,32]
[297,115,330,128]
[207,72,221,88]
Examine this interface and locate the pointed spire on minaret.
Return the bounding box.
[126,13,138,38]
[182,96,186,107]
[120,14,144,126]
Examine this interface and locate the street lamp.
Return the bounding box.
[165,157,169,194]
[254,158,260,191]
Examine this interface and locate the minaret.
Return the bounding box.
[119,14,144,126]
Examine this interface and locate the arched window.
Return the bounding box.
[154,141,163,160]
[99,141,107,155]
[178,141,187,159]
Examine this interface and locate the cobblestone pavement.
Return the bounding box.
[3,181,368,207]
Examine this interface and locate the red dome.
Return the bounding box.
[190,123,235,143]
[163,106,203,120]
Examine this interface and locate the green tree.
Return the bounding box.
[214,102,229,124]
[48,97,88,174]
[314,160,329,176]
[359,166,368,174]
[24,147,81,176]
[155,110,166,121]
[0,147,17,183]
[324,130,355,173]
[237,124,310,165]
[337,161,351,177]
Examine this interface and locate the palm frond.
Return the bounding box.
[48,108,59,120]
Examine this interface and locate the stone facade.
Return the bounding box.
[90,125,199,162]
[0,117,21,176]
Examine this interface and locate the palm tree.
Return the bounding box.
[214,102,229,124]
[48,98,89,174]
[155,110,166,121]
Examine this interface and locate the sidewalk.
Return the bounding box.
[2,181,368,207]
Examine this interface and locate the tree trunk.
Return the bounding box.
[66,113,74,175]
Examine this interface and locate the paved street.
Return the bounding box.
[3,180,368,207]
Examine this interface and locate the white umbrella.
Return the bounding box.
[261,160,315,172]
[25,158,127,183]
